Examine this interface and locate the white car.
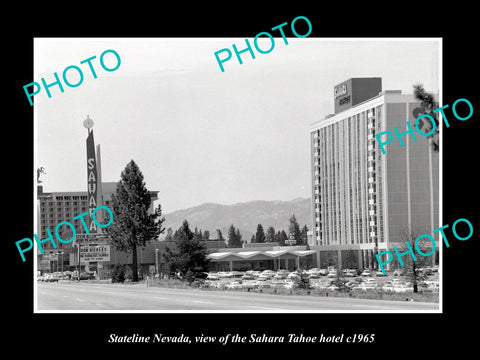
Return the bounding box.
[273,273,288,280]
[258,273,274,281]
[312,280,332,289]
[225,280,243,289]
[344,269,357,277]
[327,270,338,278]
[283,280,298,289]
[361,269,372,277]
[327,284,340,291]
[381,281,395,292]
[241,280,260,289]
[375,270,387,277]
[354,278,378,290]
[421,281,439,292]
[287,272,301,280]
[206,273,220,280]
[241,273,255,280]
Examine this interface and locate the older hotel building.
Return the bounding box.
[310,77,439,269]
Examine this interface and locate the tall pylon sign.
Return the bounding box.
[84,115,98,233]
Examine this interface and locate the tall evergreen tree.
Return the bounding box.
[300,225,309,245]
[265,226,276,242]
[162,220,210,283]
[227,224,242,247]
[203,230,210,240]
[288,214,302,244]
[235,228,243,246]
[279,230,288,246]
[104,160,165,282]
[255,224,266,243]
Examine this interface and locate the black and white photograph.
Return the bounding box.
[6,5,479,355]
[33,38,441,312]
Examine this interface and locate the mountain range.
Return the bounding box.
[162,197,312,242]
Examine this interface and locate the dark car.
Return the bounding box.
[80,272,95,280]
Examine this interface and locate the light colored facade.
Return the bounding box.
[36,183,159,273]
[310,79,439,268]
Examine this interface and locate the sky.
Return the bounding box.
[35,38,440,213]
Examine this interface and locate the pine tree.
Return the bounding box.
[203,230,210,241]
[235,228,242,246]
[104,160,165,282]
[227,224,242,247]
[255,224,266,243]
[265,226,276,242]
[164,227,173,242]
[288,214,302,244]
[300,225,309,245]
[279,230,288,246]
[163,220,210,283]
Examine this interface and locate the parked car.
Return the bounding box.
[216,271,231,278]
[393,283,414,293]
[327,270,338,278]
[327,284,340,291]
[80,272,95,280]
[225,280,243,290]
[270,279,287,289]
[258,273,275,281]
[389,278,414,292]
[353,277,378,290]
[43,274,59,282]
[287,272,301,280]
[361,269,372,277]
[344,269,357,277]
[241,273,255,281]
[257,281,272,289]
[283,280,298,289]
[273,272,288,280]
[241,280,260,289]
[318,269,329,276]
[375,270,387,277]
[312,280,332,290]
[207,273,220,280]
[419,281,439,292]
[391,278,405,286]
[393,269,405,276]
[231,271,244,278]
[381,281,395,292]
[345,281,358,290]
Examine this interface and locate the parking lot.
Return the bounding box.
[201,266,439,294]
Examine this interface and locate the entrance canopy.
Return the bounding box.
[207,249,316,262]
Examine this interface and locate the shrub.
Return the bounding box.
[111,264,126,283]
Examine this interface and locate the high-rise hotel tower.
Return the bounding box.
[310,78,439,268]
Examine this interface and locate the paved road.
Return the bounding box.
[36,281,439,311]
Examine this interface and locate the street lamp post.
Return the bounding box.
[77,243,81,282]
[59,251,64,272]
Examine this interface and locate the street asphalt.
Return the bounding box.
[36,281,439,311]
